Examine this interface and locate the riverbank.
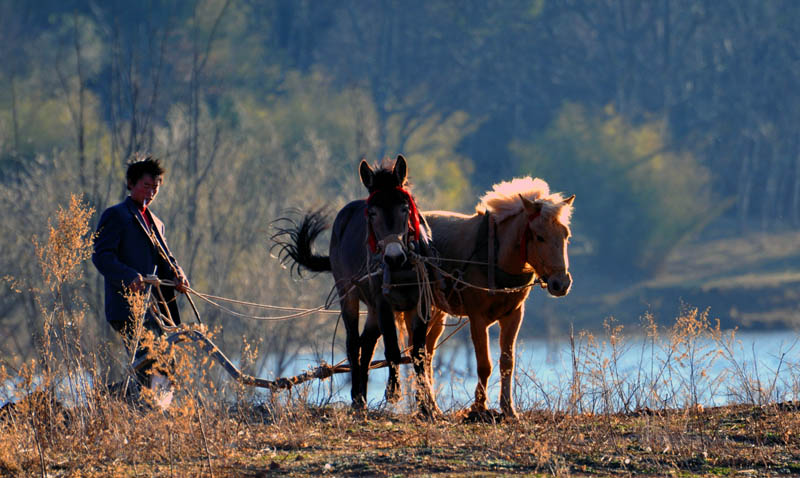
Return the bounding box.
[528,228,800,338]
[2,395,799,477]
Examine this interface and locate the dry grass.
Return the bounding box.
[1,393,799,477]
[2,196,800,477]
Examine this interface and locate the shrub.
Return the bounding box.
[512,103,716,276]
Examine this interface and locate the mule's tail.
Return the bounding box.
[270,209,332,276]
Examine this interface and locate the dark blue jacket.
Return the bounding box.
[92,197,184,324]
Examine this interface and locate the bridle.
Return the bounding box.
[365,186,421,255]
[519,209,541,264]
[519,209,568,289]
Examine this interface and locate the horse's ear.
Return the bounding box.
[393,154,408,185]
[359,159,374,190]
[563,194,575,206]
[519,194,543,218]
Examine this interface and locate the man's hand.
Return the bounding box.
[129,274,146,293]
[175,273,190,293]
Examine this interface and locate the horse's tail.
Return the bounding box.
[270,209,332,276]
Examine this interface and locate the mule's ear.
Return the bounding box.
[519,194,543,217]
[563,194,575,206]
[393,154,408,184]
[359,159,374,189]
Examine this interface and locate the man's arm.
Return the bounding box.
[92,207,143,288]
[156,222,190,293]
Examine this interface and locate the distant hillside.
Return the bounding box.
[526,229,800,336]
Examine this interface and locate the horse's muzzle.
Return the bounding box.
[545,271,572,297]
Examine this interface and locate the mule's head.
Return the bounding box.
[360,155,421,271]
[519,194,575,297]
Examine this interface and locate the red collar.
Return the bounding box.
[137,204,151,228]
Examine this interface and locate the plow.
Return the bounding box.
[129,275,459,393]
[129,233,543,397]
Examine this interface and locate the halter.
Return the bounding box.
[519,209,541,265]
[365,187,421,253]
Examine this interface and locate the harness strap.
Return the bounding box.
[488,213,496,296]
[520,210,541,265]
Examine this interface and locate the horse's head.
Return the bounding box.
[360,155,422,271]
[519,194,575,297]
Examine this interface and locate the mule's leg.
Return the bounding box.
[376,298,403,403]
[498,306,524,419]
[469,317,493,413]
[340,292,364,409]
[410,307,441,417]
[359,307,383,403]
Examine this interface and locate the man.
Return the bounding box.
[92,155,189,392]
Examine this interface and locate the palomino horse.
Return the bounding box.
[412,177,573,419]
[273,156,436,411]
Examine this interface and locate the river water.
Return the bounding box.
[4,330,798,412]
[257,329,800,412]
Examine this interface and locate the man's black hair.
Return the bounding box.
[126,155,165,189]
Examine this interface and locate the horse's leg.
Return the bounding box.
[469,316,492,413]
[340,292,364,409]
[359,307,383,403]
[376,298,403,403]
[425,309,446,384]
[498,306,524,419]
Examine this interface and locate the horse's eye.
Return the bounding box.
[536,235,546,243]
[367,209,377,219]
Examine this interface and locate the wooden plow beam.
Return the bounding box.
[132,327,414,391]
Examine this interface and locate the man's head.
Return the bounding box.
[126,156,165,206]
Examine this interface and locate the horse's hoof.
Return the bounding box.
[464,408,502,423]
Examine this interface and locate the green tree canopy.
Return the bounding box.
[513,103,717,276]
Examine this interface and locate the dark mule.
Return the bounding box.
[273,156,436,412]
[405,177,574,419]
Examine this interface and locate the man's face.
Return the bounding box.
[129,173,162,206]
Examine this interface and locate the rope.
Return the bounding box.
[192,290,342,314]
[416,254,545,294]
[358,253,545,295]
[132,235,543,392]
[142,276,363,322]
[413,255,436,322]
[143,231,537,326]
[191,292,327,321]
[134,272,471,392]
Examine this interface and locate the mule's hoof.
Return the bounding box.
[350,397,367,410]
[415,407,442,422]
[500,411,519,422]
[385,387,402,404]
[464,408,502,423]
[416,402,442,421]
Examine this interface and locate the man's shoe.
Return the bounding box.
[149,373,174,410]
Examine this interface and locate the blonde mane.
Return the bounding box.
[476,177,572,226]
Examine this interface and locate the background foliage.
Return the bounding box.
[1,0,799,368]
